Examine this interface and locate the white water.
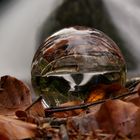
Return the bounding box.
[0,0,140,84]
[104,0,140,76]
[0,0,62,83]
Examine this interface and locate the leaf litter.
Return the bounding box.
[0,75,140,139]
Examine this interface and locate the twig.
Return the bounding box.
[45,90,138,116]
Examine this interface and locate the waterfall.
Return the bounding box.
[0,0,140,85]
[0,0,62,83]
[103,0,140,76]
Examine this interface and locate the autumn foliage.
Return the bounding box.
[0,75,140,139]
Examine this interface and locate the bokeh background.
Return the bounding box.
[0,0,140,86]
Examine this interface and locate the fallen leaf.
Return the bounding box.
[96,100,139,135]
[131,109,140,139]
[128,96,140,107]
[25,96,48,117]
[0,115,36,139]
[0,75,32,115]
[66,99,140,139]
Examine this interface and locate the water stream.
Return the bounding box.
[0,0,62,83]
[0,0,140,85]
[104,0,140,76]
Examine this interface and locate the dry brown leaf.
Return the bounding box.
[128,96,140,107]
[67,108,114,139]
[0,115,36,139]
[0,75,139,139]
[131,109,140,140]
[25,96,47,117]
[66,99,140,139]
[67,110,98,135]
[0,75,32,115]
[96,99,139,135]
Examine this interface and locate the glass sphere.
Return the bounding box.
[31,26,126,107]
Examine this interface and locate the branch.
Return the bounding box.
[45,90,138,116]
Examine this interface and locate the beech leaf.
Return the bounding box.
[0,75,32,115]
[0,115,36,139]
